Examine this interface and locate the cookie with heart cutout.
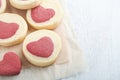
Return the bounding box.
[0,52,21,76]
[23,30,62,67]
[9,0,42,10]
[26,0,63,30]
[0,0,6,13]
[0,13,28,46]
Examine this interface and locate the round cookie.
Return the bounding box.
[23,30,62,67]
[26,0,63,30]
[0,13,28,46]
[0,0,6,13]
[9,0,42,10]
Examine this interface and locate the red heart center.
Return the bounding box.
[31,6,55,23]
[0,52,21,76]
[0,21,19,39]
[27,37,54,58]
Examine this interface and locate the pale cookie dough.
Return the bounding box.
[23,30,62,67]
[26,0,63,29]
[0,0,6,13]
[9,0,42,10]
[0,13,28,46]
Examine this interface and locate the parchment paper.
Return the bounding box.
[0,0,87,80]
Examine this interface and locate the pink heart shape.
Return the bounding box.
[27,37,54,58]
[0,21,19,39]
[0,52,21,76]
[31,6,55,23]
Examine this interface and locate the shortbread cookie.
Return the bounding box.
[26,0,63,29]
[9,0,42,10]
[0,13,28,46]
[0,0,6,13]
[0,52,21,76]
[23,30,62,67]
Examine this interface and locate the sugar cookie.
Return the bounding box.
[26,0,63,29]
[10,0,42,10]
[0,13,28,46]
[23,30,61,67]
[0,0,6,13]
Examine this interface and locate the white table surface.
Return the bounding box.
[63,0,120,80]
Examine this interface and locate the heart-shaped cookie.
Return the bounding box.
[0,21,19,39]
[0,52,21,76]
[31,6,55,23]
[27,37,54,57]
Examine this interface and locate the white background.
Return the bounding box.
[63,0,120,80]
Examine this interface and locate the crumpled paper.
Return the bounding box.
[0,0,87,80]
